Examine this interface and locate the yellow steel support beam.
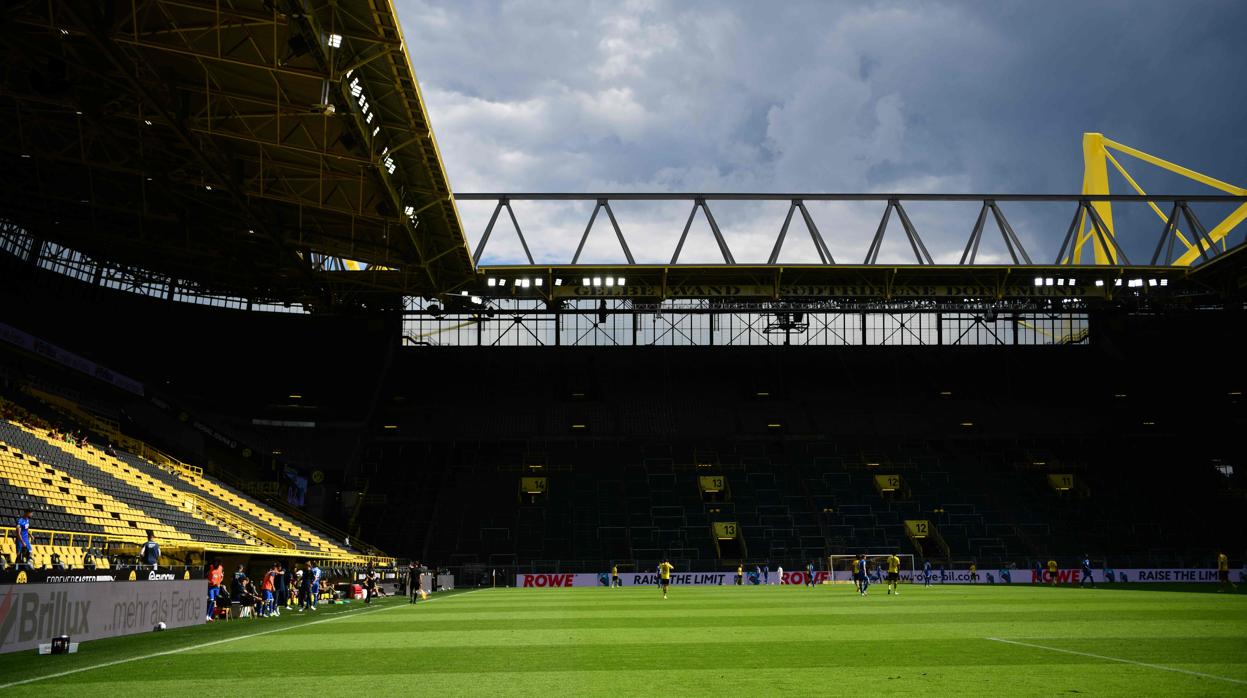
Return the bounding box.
[1078,133,1117,264]
[1077,132,1246,266]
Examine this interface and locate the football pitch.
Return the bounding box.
[1,584,1245,695]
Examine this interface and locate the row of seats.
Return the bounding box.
[1,411,356,559]
[0,537,112,570]
[0,444,183,541]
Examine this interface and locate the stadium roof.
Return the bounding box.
[1,0,475,305]
[2,5,1244,313]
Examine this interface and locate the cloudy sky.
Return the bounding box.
[396,0,1247,265]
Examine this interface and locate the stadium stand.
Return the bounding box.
[0,385,382,567]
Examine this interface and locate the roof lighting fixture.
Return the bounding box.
[592,277,602,286]
[554,278,563,286]
[327,33,342,48]
[582,277,590,286]
[1114,279,1123,286]
[460,291,468,296]
[383,425,398,430]
[288,394,302,399]
[1045,277,1054,286]
[605,277,615,287]
[617,277,626,286]
[470,296,482,304]
[1094,279,1104,287]
[1057,278,1065,286]
[372,126,380,137]
[404,205,415,217]
[205,185,212,191]
[1160,279,1168,286]
[1033,277,1043,287]
[1148,278,1158,287]
[521,279,531,288]
[143,119,152,126]
[534,278,543,287]
[487,278,497,287]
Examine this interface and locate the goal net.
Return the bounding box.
[827,553,916,584]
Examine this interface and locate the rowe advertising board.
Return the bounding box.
[0,568,205,654]
[518,568,1235,588]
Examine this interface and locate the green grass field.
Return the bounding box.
[1,584,1245,695]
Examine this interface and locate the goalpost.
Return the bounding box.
[827,553,916,584]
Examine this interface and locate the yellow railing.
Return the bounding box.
[191,496,294,550]
[0,525,305,558]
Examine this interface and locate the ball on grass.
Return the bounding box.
[154,622,167,631]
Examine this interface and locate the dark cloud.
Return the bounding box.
[399,0,1247,264]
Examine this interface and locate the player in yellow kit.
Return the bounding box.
[1218,552,1236,592]
[886,553,901,595]
[611,563,620,588]
[658,559,675,599]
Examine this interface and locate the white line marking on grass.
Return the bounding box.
[0,588,488,690]
[986,637,1247,686]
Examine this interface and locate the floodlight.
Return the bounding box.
[534,278,543,286]
[1033,277,1043,286]
[617,277,626,286]
[593,277,602,286]
[605,277,615,287]
[1044,277,1054,286]
[555,279,563,286]
[327,33,342,48]
[487,278,497,287]
[582,278,590,286]
[1094,280,1104,287]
